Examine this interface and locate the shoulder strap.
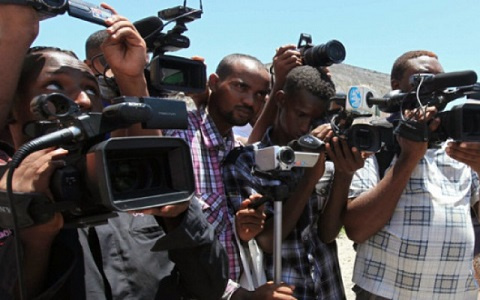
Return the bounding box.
[87,227,113,300]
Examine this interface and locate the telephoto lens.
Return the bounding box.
[302,40,346,67]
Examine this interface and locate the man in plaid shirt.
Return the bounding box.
[223,65,365,299]
[164,53,299,299]
[344,50,480,299]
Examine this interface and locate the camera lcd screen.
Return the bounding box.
[149,54,206,94]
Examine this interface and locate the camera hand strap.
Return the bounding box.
[0,190,56,229]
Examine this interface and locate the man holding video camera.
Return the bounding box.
[222,61,365,299]
[344,50,480,299]
[0,3,229,299]
[163,53,303,299]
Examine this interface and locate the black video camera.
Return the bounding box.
[0,93,195,228]
[368,71,480,143]
[134,1,206,95]
[297,33,346,67]
[432,102,480,143]
[326,104,395,153]
[2,0,113,25]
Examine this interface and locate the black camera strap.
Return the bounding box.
[375,150,396,179]
[87,227,113,300]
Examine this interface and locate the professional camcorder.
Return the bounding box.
[326,70,480,152]
[2,0,113,25]
[133,0,207,95]
[369,70,480,143]
[0,93,195,228]
[297,33,346,67]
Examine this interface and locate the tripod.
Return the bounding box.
[251,169,290,284]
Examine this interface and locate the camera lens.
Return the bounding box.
[303,40,346,67]
[109,158,160,194]
[41,0,68,9]
[278,147,295,165]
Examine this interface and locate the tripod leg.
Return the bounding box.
[273,201,282,284]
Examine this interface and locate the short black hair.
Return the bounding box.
[27,46,78,59]
[390,50,438,82]
[215,53,267,80]
[283,65,336,103]
[17,46,80,95]
[85,29,109,59]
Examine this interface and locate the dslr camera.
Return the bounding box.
[0,93,195,228]
[297,33,346,67]
[134,0,207,95]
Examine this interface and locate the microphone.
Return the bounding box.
[366,90,410,113]
[409,70,478,92]
[133,16,164,52]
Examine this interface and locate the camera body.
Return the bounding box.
[346,122,395,153]
[254,135,324,172]
[15,93,195,227]
[48,136,195,226]
[297,33,346,67]
[432,102,480,142]
[255,146,320,172]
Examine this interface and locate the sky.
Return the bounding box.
[32,0,480,81]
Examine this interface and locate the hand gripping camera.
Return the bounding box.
[0,93,195,228]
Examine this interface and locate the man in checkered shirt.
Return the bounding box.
[344,50,480,299]
[223,64,365,300]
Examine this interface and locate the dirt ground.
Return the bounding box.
[337,231,356,300]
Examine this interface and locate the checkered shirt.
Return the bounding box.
[164,107,240,281]
[223,129,346,300]
[349,146,480,299]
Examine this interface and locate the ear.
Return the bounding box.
[275,90,286,108]
[84,59,92,69]
[208,73,219,92]
[391,79,400,90]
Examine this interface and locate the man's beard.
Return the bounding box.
[225,107,253,127]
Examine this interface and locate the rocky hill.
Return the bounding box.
[329,63,391,97]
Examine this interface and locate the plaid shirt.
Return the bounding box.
[223,128,346,300]
[349,146,480,299]
[164,107,240,281]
